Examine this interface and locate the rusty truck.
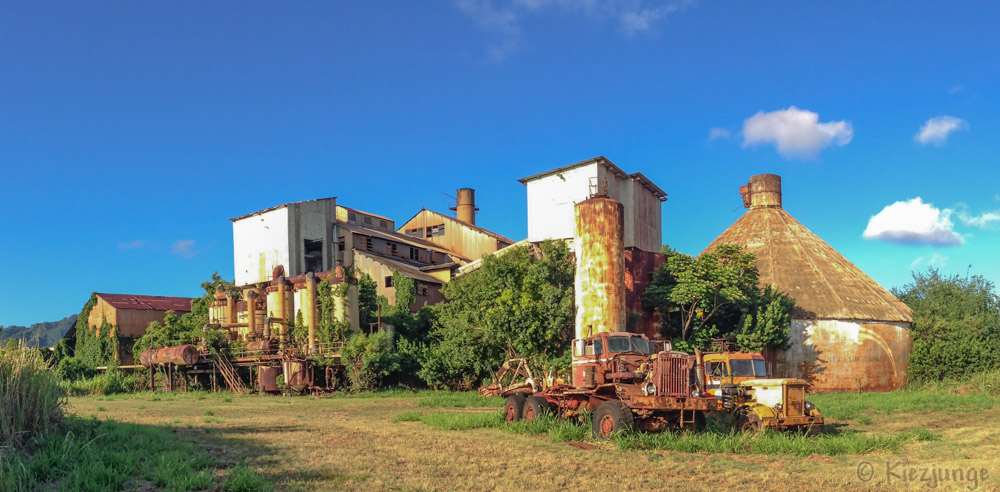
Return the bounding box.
[500,332,723,439]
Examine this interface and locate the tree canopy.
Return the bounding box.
[893,268,1000,381]
[642,244,794,353]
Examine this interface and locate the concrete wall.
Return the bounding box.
[233,207,291,286]
[233,198,337,286]
[773,319,912,392]
[524,162,662,252]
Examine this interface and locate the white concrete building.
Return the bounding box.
[231,198,338,286]
[518,156,667,253]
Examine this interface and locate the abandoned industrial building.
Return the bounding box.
[81,156,913,397]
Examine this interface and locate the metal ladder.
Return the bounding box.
[214,353,247,394]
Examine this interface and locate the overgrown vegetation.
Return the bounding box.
[417,240,574,389]
[0,343,64,450]
[893,268,1000,382]
[642,244,795,352]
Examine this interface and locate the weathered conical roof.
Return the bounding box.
[703,174,912,323]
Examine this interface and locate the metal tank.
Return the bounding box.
[574,197,626,338]
[139,345,200,367]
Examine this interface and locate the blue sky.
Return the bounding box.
[2,1,999,327]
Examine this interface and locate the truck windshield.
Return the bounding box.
[730,359,769,377]
[606,336,652,354]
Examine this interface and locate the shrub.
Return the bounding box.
[341,332,398,391]
[57,356,94,381]
[0,343,64,449]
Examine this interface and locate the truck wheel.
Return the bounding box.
[694,411,706,432]
[523,396,549,422]
[736,408,763,432]
[592,401,635,440]
[504,394,527,423]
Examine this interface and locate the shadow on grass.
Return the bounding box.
[1,415,276,492]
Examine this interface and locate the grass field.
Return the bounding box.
[56,388,1000,492]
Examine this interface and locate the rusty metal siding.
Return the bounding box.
[574,198,626,338]
[624,248,668,339]
[773,319,911,392]
[397,209,510,261]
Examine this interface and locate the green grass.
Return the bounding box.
[223,463,271,492]
[810,388,997,421]
[0,416,259,491]
[417,392,504,408]
[406,409,940,456]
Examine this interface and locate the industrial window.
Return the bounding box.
[384,276,393,287]
[364,216,373,225]
[405,228,423,238]
[387,243,397,256]
[338,238,345,251]
[304,239,323,273]
[409,248,420,261]
[380,219,388,229]
[365,237,373,251]
[426,224,445,237]
[348,212,357,224]
[420,285,429,296]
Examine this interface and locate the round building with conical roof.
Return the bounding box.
[704,174,912,392]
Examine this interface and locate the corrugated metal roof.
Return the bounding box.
[354,251,443,284]
[96,293,194,312]
[338,222,466,261]
[702,207,912,323]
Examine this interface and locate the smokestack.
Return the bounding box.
[452,188,478,225]
[306,272,317,353]
[740,174,782,209]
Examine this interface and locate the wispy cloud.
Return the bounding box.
[915,116,967,146]
[956,209,1000,229]
[742,106,853,159]
[708,127,730,140]
[863,197,962,246]
[456,0,694,61]
[171,240,197,259]
[117,240,147,249]
[910,253,949,270]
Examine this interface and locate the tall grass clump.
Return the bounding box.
[0,343,65,449]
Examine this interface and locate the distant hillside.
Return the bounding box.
[0,315,78,348]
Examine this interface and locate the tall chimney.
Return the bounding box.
[740,174,782,209]
[453,188,478,225]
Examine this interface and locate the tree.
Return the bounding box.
[642,244,793,352]
[419,240,575,388]
[893,268,1000,381]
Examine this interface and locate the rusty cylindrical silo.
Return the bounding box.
[574,197,626,339]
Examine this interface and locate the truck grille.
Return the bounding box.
[658,353,691,396]
[786,384,805,417]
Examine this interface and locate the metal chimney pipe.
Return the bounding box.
[246,290,257,338]
[455,188,477,225]
[741,174,782,209]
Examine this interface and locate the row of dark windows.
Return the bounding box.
[404,224,445,238]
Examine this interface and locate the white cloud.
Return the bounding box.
[708,127,730,140]
[741,106,853,159]
[957,209,1000,229]
[915,116,967,146]
[910,253,949,270]
[171,240,197,259]
[117,240,147,249]
[456,0,692,60]
[863,197,962,246]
